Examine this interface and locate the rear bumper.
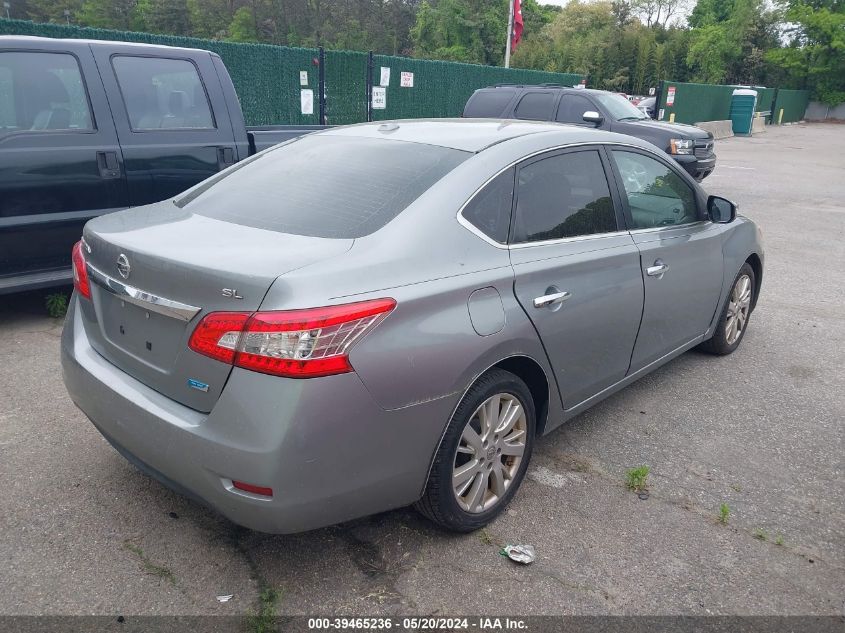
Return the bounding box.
[61,296,454,533]
[673,153,716,181]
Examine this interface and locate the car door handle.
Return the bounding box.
[646,260,669,277]
[96,151,121,180]
[217,146,235,171]
[533,291,571,308]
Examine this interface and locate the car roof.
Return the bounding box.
[477,85,610,97]
[320,118,640,153]
[0,35,212,56]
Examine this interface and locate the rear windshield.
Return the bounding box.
[463,90,515,118]
[176,135,469,238]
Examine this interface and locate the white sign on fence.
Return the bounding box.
[666,86,676,106]
[372,86,387,110]
[300,89,314,115]
[400,72,414,88]
[379,67,391,87]
[299,71,308,86]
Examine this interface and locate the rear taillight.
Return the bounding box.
[188,298,396,378]
[71,240,91,300]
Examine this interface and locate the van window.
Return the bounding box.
[463,90,515,118]
[179,135,470,239]
[0,51,93,133]
[513,92,555,120]
[112,56,215,131]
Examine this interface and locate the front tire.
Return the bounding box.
[415,369,536,532]
[699,262,755,355]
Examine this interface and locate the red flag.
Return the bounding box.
[512,0,524,51]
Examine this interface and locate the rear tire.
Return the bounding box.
[415,369,535,532]
[699,262,755,355]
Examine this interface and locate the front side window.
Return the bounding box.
[611,150,699,228]
[178,135,469,239]
[513,92,555,120]
[462,168,514,243]
[512,150,617,244]
[0,52,93,133]
[112,56,214,131]
[555,95,595,124]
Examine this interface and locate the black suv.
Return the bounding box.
[464,85,716,181]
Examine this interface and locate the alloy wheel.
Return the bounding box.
[725,274,752,345]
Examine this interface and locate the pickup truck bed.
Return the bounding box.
[0,35,327,293]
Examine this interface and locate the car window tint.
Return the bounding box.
[462,168,514,243]
[0,51,93,134]
[112,56,215,131]
[513,92,554,120]
[555,95,594,124]
[463,90,514,118]
[179,135,469,239]
[512,150,617,243]
[611,150,698,228]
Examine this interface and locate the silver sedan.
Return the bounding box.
[62,120,764,533]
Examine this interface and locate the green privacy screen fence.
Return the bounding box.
[371,54,583,121]
[657,81,809,125]
[0,19,583,126]
[772,89,811,124]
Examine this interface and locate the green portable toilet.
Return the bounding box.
[730,88,758,136]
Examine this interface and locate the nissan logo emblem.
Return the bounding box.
[116,254,131,280]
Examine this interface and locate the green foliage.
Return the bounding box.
[625,465,650,491]
[45,292,68,318]
[247,587,281,633]
[718,503,730,524]
[753,527,768,541]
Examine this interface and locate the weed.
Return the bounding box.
[45,292,68,318]
[123,541,176,585]
[247,587,281,633]
[754,528,768,541]
[730,483,742,492]
[718,503,730,524]
[478,528,494,546]
[625,465,650,492]
[775,534,784,546]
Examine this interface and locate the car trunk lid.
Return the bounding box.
[80,203,353,412]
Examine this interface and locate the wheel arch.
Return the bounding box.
[745,252,763,311]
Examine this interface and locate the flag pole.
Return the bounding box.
[504,0,514,68]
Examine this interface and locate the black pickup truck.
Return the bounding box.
[0,36,324,294]
[464,85,716,182]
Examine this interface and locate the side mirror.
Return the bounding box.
[582,111,603,126]
[707,195,737,224]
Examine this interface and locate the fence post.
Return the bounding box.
[654,80,665,120]
[366,50,373,122]
[318,46,326,125]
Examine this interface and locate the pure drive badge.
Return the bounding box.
[188,378,209,392]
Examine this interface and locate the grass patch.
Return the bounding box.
[718,503,730,525]
[478,528,495,546]
[123,541,176,585]
[45,292,68,318]
[247,587,281,633]
[754,528,768,541]
[625,465,650,492]
[775,534,784,546]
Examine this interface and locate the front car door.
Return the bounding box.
[0,42,127,291]
[91,44,237,207]
[509,147,644,408]
[555,93,601,128]
[608,147,724,372]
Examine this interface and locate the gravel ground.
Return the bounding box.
[0,123,842,622]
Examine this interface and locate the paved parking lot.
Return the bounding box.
[1,123,843,620]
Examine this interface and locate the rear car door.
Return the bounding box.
[509,147,644,408]
[608,147,724,372]
[90,44,238,206]
[0,42,127,291]
[511,90,559,122]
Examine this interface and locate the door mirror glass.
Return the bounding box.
[707,195,737,223]
[582,111,603,126]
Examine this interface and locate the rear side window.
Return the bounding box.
[112,56,214,131]
[463,90,515,118]
[513,150,617,243]
[0,51,93,133]
[513,92,555,120]
[179,135,469,239]
[462,168,514,244]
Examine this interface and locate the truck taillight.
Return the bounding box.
[188,299,396,378]
[72,241,91,300]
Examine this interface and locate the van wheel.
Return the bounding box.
[415,369,535,532]
[699,263,755,355]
